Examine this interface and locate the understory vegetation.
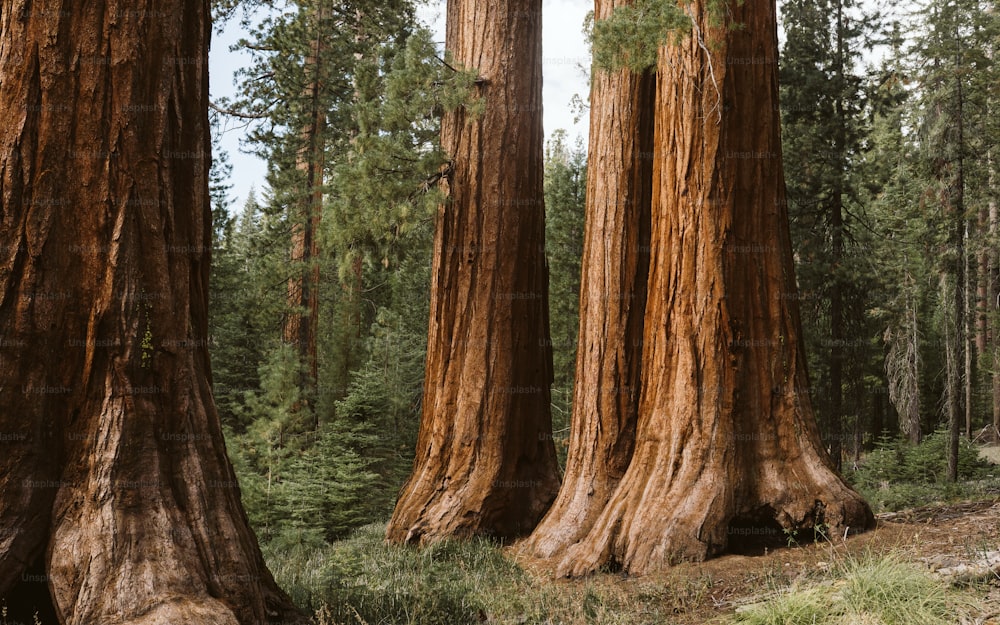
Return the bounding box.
[252,523,994,625]
[261,523,746,625]
[202,0,1000,621]
[848,430,999,512]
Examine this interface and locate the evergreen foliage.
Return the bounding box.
[849,430,997,511]
[587,0,691,72]
[908,0,998,445]
[853,430,994,488]
[327,27,480,275]
[210,193,290,430]
[863,0,999,457]
[208,0,480,544]
[779,0,883,464]
[329,242,433,521]
[543,131,587,465]
[204,0,1000,613]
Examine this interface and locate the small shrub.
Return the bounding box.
[852,430,993,487]
[847,430,997,511]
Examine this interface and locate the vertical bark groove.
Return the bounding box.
[0,2,305,623]
[545,0,872,577]
[518,0,653,560]
[385,0,560,544]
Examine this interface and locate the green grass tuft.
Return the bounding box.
[733,550,981,625]
[264,523,526,625]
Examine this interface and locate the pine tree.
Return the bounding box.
[211,12,481,543]
[543,131,588,462]
[322,25,481,529]
[217,0,419,413]
[779,0,879,469]
[210,193,292,430]
[910,0,995,478]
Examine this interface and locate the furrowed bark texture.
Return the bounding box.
[555,0,873,577]
[0,2,305,623]
[384,0,561,544]
[518,0,654,560]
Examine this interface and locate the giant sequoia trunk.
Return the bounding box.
[384,0,561,543]
[518,0,654,560]
[0,2,304,624]
[554,0,873,577]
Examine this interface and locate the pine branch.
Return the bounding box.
[210,100,276,120]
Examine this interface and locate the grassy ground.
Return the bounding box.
[3,499,997,625]
[732,551,982,625]
[262,502,1000,625]
[263,524,701,625]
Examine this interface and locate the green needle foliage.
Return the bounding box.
[327,27,481,275]
[209,0,478,545]
[588,0,691,72]
[543,131,587,466]
[587,0,746,73]
[779,0,883,466]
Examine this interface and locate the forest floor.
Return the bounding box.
[511,498,1000,624]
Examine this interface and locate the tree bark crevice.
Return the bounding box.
[527,0,872,577]
[0,2,305,623]
[385,0,561,545]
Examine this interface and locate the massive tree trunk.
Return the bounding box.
[518,0,653,560]
[384,0,561,544]
[0,2,304,624]
[554,0,873,577]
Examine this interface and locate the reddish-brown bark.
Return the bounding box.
[385,0,561,544]
[0,2,305,623]
[518,0,654,560]
[551,0,873,576]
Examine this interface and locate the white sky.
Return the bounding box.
[209,0,593,209]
